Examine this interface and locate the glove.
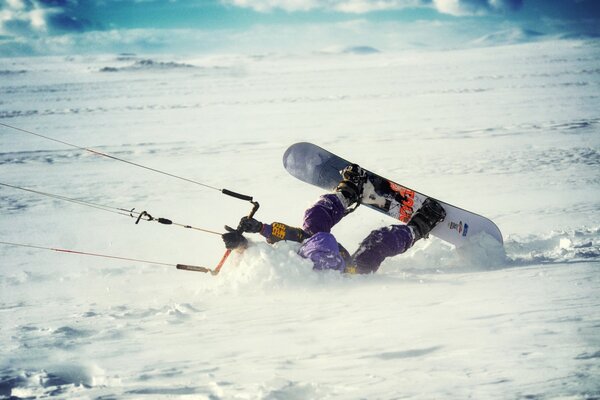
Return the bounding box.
[222,226,248,250]
[238,216,263,233]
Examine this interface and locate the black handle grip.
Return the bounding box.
[176,264,212,273]
[222,189,253,201]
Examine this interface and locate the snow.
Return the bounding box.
[1,39,599,399]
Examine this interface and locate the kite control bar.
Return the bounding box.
[177,194,260,275]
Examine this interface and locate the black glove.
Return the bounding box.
[238,216,263,233]
[222,226,248,250]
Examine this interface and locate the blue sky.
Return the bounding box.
[0,0,599,56]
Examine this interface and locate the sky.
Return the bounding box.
[0,0,599,56]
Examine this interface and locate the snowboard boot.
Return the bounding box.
[336,164,367,206]
[408,198,446,241]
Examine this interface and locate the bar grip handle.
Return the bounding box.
[222,189,253,201]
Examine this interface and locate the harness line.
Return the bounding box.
[0,182,222,236]
[0,122,220,191]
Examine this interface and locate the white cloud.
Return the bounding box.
[0,0,53,35]
[28,7,47,29]
[433,0,523,16]
[222,0,523,15]
[6,0,28,10]
[0,18,548,58]
[222,0,424,13]
[433,0,474,16]
[0,28,223,56]
[0,0,89,37]
[0,2,536,57]
[334,0,423,13]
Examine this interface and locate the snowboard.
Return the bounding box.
[283,142,503,248]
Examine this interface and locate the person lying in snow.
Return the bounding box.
[222,164,446,274]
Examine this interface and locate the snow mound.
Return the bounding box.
[259,379,327,399]
[386,233,506,274]
[188,225,600,285]
[381,226,600,274]
[99,59,196,72]
[456,232,507,267]
[0,364,107,399]
[212,241,350,292]
[0,69,27,75]
[505,226,600,265]
[342,46,381,55]
[473,28,545,46]
[214,233,508,283]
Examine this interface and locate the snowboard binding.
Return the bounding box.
[408,198,446,241]
[337,164,367,213]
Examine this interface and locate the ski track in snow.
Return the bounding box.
[1,40,600,399]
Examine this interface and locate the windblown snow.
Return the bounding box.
[1,39,599,399]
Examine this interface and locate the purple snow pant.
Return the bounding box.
[297,194,414,273]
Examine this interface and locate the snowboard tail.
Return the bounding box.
[283,142,503,248]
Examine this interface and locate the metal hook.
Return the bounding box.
[135,210,153,224]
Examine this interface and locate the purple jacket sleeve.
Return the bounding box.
[255,193,346,244]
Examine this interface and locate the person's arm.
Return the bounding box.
[238,217,309,244]
[259,222,309,244]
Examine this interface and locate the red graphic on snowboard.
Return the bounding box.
[389,182,415,223]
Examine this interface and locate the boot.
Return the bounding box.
[408,198,446,241]
[336,164,366,205]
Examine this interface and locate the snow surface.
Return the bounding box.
[1,39,599,399]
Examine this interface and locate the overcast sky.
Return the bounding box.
[1,0,599,56]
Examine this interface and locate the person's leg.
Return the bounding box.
[298,193,349,271]
[351,225,415,274]
[298,232,346,271]
[301,163,365,236]
[302,193,348,235]
[351,198,447,273]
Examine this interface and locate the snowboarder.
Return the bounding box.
[222,165,446,274]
